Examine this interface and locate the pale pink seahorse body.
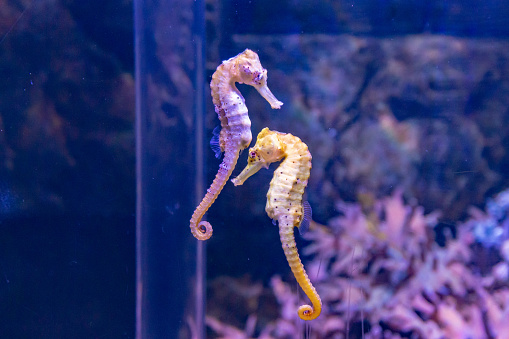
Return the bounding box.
[190,49,283,240]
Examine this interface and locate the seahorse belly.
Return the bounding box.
[267,150,311,226]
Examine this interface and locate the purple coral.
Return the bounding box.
[207,189,509,338]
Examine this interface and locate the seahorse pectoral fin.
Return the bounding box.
[254,84,283,109]
[209,126,222,159]
[231,161,264,186]
[298,201,312,235]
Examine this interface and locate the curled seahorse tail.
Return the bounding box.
[190,149,240,240]
[279,219,322,321]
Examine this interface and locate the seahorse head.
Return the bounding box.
[231,128,285,186]
[233,50,283,109]
[249,127,286,162]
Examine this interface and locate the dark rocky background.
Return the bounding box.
[0,0,135,337]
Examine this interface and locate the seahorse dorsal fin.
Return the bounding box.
[298,201,312,235]
[209,125,222,159]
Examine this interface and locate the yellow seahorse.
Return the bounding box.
[190,50,283,240]
[232,127,322,320]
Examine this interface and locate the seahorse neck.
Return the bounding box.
[210,65,243,108]
[279,136,311,170]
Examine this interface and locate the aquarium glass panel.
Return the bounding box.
[135,0,206,338]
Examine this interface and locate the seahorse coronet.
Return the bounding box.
[190,50,282,241]
[232,128,322,320]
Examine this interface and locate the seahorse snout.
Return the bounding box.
[255,84,283,109]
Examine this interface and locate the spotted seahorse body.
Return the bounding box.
[190,50,283,240]
[232,127,322,320]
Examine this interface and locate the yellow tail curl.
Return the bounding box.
[232,127,322,320]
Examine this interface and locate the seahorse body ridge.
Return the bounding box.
[190,50,283,240]
[232,127,322,321]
